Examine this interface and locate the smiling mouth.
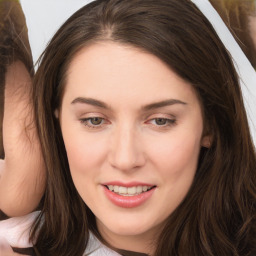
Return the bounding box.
[105,185,156,196]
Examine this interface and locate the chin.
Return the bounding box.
[99,216,157,237]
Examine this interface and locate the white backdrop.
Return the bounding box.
[20,0,92,64]
[20,0,256,145]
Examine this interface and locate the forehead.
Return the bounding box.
[63,42,200,108]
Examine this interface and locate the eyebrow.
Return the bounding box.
[71,97,110,109]
[141,99,187,111]
[71,97,187,111]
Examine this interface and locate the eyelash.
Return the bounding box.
[147,118,177,127]
[79,117,176,130]
[79,117,106,129]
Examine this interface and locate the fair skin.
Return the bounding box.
[0,61,45,217]
[59,42,210,254]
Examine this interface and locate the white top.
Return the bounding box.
[0,212,121,256]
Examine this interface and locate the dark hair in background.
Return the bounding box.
[31,0,256,255]
[209,0,256,69]
[0,0,34,159]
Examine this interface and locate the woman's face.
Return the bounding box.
[59,42,209,252]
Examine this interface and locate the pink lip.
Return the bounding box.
[103,181,155,187]
[102,185,156,208]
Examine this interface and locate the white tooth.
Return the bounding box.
[142,186,148,192]
[119,186,127,194]
[136,186,143,193]
[128,187,136,195]
[111,185,153,195]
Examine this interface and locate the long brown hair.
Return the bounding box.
[32,0,256,255]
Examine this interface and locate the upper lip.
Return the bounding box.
[102,181,156,187]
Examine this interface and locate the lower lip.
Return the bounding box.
[103,186,156,208]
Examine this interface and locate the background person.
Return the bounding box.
[210,0,256,69]
[0,0,45,219]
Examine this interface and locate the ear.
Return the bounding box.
[201,135,212,148]
[54,109,59,118]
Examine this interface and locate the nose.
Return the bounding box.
[108,124,146,172]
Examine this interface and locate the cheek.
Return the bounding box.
[148,129,202,183]
[147,132,202,217]
[60,113,108,180]
[64,133,107,176]
[62,132,108,202]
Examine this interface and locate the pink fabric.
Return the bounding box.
[0,211,122,255]
[0,211,39,248]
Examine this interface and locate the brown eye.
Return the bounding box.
[155,118,168,125]
[80,117,106,129]
[89,117,103,125]
[147,118,176,128]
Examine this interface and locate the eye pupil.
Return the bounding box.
[91,117,102,125]
[155,118,167,125]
